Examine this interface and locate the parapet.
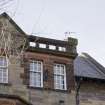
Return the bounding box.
[26,35,78,59]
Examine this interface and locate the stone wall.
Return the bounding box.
[23,52,76,105]
[0,98,27,105]
[24,52,75,91]
[0,99,16,105]
[0,53,76,105]
[79,80,105,105]
[29,89,75,105]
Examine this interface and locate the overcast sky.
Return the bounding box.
[1,0,105,66]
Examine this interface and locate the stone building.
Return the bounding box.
[74,53,105,105]
[0,12,78,105]
[0,12,105,105]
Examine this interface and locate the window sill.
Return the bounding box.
[0,83,11,86]
[28,86,70,93]
[28,86,44,90]
[52,89,70,93]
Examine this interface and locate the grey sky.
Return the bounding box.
[1,0,105,66]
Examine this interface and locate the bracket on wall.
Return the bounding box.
[43,69,48,82]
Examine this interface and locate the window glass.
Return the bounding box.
[0,57,8,83]
[54,64,66,90]
[39,43,46,48]
[29,60,43,87]
[49,45,56,50]
[59,47,66,52]
[29,42,36,47]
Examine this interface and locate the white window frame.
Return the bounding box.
[29,42,36,47]
[54,63,67,90]
[39,43,46,48]
[49,45,56,50]
[59,47,66,52]
[29,60,43,87]
[0,57,8,83]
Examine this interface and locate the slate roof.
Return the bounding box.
[74,53,105,80]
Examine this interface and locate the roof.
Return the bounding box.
[0,12,26,35]
[74,53,105,80]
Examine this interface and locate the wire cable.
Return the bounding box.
[31,0,46,35]
[0,0,14,13]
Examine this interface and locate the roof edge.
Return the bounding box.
[0,12,26,35]
[82,52,105,74]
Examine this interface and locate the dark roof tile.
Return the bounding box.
[74,53,105,80]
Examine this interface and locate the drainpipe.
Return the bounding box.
[75,77,82,105]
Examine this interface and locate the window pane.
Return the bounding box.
[30,63,34,70]
[3,72,7,77]
[30,61,43,87]
[30,62,37,71]
[49,45,56,50]
[60,84,65,89]
[60,76,64,84]
[39,43,46,48]
[0,69,8,83]
[37,62,41,72]
[3,59,7,66]
[30,72,41,87]
[54,65,60,74]
[3,77,7,83]
[0,57,8,83]
[54,64,66,90]
[55,84,60,89]
[59,47,66,52]
[29,42,36,47]
[60,65,65,74]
